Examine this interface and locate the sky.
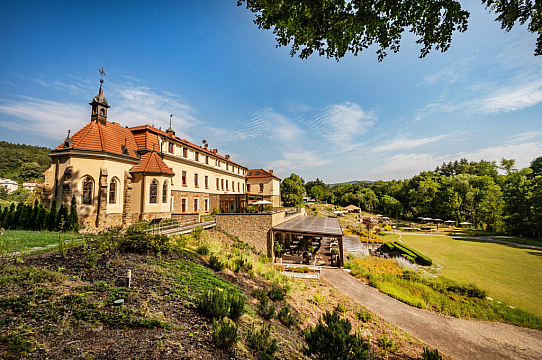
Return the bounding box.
[0,0,541,183]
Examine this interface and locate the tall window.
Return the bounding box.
[205,175,208,188]
[221,179,224,190]
[243,183,245,193]
[195,152,199,161]
[182,171,187,186]
[205,156,209,165]
[232,181,235,192]
[82,178,93,205]
[194,198,199,212]
[238,182,240,192]
[181,198,186,212]
[259,183,264,193]
[204,198,209,212]
[216,178,219,190]
[247,184,251,193]
[109,179,116,204]
[226,180,229,191]
[218,160,221,167]
[150,180,158,204]
[168,142,174,153]
[194,173,199,187]
[226,164,229,171]
[183,148,187,157]
[162,181,168,203]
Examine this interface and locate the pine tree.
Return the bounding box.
[57,204,69,232]
[0,207,6,227]
[36,205,46,231]
[68,196,79,232]
[28,199,39,230]
[12,203,24,229]
[47,198,58,231]
[4,203,16,228]
[18,204,30,230]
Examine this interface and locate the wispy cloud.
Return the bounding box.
[120,75,140,82]
[420,56,474,86]
[307,102,375,147]
[371,134,447,153]
[0,83,198,142]
[370,142,542,180]
[506,131,542,143]
[267,150,333,175]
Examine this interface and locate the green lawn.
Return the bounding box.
[0,230,78,253]
[393,234,542,317]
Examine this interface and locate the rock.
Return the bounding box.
[114,299,125,306]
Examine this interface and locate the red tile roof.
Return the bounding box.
[129,125,247,169]
[247,169,281,181]
[55,121,139,159]
[129,151,175,175]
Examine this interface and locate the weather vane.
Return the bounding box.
[98,67,106,81]
[170,114,173,127]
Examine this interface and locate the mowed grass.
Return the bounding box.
[397,234,542,316]
[0,230,78,252]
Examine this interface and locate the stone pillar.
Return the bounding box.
[40,165,55,209]
[122,170,133,226]
[61,166,73,207]
[95,167,108,228]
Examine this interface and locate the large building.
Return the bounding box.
[41,79,280,228]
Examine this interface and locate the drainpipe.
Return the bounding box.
[140,175,145,221]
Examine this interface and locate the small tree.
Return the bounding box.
[4,203,16,228]
[57,204,69,232]
[47,198,58,231]
[29,199,39,230]
[303,308,369,360]
[36,204,46,231]
[12,203,24,229]
[67,196,79,232]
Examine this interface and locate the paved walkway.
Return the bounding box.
[322,269,542,360]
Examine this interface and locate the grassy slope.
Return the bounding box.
[395,234,542,316]
[0,230,78,252]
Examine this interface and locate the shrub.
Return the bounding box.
[196,289,245,320]
[211,207,220,215]
[247,322,278,359]
[252,288,267,301]
[303,309,369,360]
[356,308,372,322]
[277,304,295,326]
[379,333,401,357]
[268,286,286,301]
[418,347,442,360]
[196,244,210,255]
[209,255,223,271]
[212,317,238,347]
[192,225,204,242]
[293,267,311,273]
[119,231,171,254]
[335,303,348,314]
[257,296,275,320]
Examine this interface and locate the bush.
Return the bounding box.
[257,296,275,320]
[212,317,238,347]
[277,304,295,326]
[209,255,223,271]
[192,225,204,242]
[247,322,278,359]
[196,244,210,255]
[268,286,286,301]
[196,289,245,320]
[303,309,369,360]
[356,308,372,322]
[418,347,442,360]
[119,231,171,254]
[252,288,267,301]
[211,207,220,215]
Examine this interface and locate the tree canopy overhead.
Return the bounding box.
[237,0,541,60]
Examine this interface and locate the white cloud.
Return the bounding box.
[420,56,474,86]
[266,150,333,176]
[370,142,542,180]
[309,102,375,147]
[506,131,542,143]
[371,134,447,152]
[0,83,198,142]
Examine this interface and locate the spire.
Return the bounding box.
[90,68,110,125]
[99,79,104,97]
[166,114,175,136]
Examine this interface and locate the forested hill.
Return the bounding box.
[0,141,52,183]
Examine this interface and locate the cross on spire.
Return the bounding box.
[98,67,106,83]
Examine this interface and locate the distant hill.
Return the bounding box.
[330,180,374,186]
[0,141,52,183]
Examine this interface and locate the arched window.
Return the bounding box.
[100,108,105,116]
[109,179,117,204]
[150,180,158,204]
[162,181,168,204]
[82,178,93,205]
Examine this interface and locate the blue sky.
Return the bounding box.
[1,0,541,183]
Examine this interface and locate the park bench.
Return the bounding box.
[515,238,527,244]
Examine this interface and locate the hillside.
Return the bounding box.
[0,141,52,183]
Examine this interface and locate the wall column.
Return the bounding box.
[122,170,133,226]
[95,167,108,228]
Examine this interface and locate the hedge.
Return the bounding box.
[394,242,433,266]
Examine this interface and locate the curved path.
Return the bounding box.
[322,269,542,360]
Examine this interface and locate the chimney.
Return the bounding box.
[204,144,208,149]
[269,170,274,175]
[225,155,230,160]
[212,149,217,154]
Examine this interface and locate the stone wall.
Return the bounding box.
[140,211,172,222]
[40,166,55,210]
[171,213,200,224]
[172,190,213,214]
[216,211,305,257]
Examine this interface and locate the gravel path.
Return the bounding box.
[322,269,542,360]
